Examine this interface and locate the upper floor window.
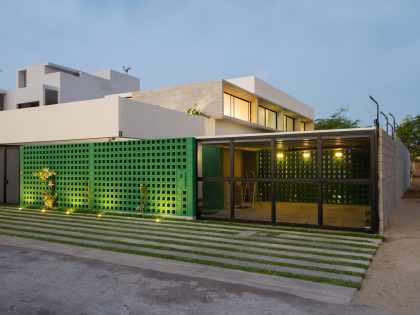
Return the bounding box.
[18,70,27,88]
[258,106,277,129]
[284,115,295,132]
[223,93,250,122]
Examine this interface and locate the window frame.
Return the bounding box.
[223,92,251,122]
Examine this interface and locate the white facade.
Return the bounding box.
[0,62,315,145]
[0,62,139,110]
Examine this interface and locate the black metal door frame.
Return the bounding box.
[196,129,378,233]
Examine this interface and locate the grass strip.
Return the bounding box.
[0,217,369,270]
[6,205,382,240]
[0,230,361,289]
[0,212,373,261]
[0,224,364,279]
[0,210,375,255]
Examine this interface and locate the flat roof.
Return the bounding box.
[196,127,376,140]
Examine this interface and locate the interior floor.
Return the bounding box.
[200,201,371,228]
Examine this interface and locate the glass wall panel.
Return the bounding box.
[257,106,265,126]
[198,142,231,178]
[266,110,277,129]
[223,93,231,116]
[223,93,250,122]
[300,122,305,131]
[234,181,271,222]
[275,139,317,179]
[276,183,318,224]
[322,137,371,179]
[233,140,271,178]
[323,183,371,228]
[198,180,231,219]
[234,97,250,121]
[284,116,295,131]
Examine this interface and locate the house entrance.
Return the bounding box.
[0,146,20,204]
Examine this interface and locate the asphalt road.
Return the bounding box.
[0,242,389,315]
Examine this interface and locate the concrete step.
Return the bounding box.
[0,220,366,274]
[0,210,376,258]
[0,226,363,284]
[0,212,374,259]
[0,206,381,244]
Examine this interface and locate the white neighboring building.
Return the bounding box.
[0,62,139,110]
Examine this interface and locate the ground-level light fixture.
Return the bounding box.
[97,213,102,218]
[335,152,343,158]
[41,209,46,213]
[277,152,284,159]
[302,152,311,158]
[155,218,161,223]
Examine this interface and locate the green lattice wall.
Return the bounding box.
[258,148,370,204]
[20,138,196,217]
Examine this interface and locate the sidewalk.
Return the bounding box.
[353,177,420,314]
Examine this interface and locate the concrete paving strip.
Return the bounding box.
[0,211,376,257]
[0,217,370,266]
[0,214,374,259]
[0,207,380,244]
[263,232,381,247]
[0,235,358,304]
[0,228,363,283]
[0,221,366,274]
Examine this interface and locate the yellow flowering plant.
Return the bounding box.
[33,167,58,208]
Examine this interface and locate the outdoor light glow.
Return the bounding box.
[97,214,102,218]
[41,209,46,213]
[155,218,161,223]
[303,152,311,158]
[335,152,343,158]
[18,207,23,210]
[277,153,284,159]
[66,211,70,215]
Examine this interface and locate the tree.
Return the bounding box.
[396,115,420,160]
[315,108,360,130]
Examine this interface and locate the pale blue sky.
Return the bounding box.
[1,0,419,125]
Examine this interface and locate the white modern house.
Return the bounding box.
[0,62,314,145]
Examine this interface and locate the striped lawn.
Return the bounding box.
[0,206,381,288]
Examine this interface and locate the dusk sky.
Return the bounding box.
[1,0,419,126]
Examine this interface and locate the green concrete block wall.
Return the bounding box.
[20,138,196,218]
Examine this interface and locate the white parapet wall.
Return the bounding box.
[0,96,120,144]
[378,129,411,233]
[0,95,210,145]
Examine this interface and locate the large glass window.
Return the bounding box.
[284,115,295,131]
[198,180,231,219]
[276,183,318,225]
[258,106,277,129]
[233,140,271,178]
[300,122,305,131]
[198,142,230,178]
[323,183,372,228]
[235,181,271,222]
[223,93,250,122]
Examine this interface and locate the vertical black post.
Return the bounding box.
[370,130,378,233]
[230,140,235,220]
[271,137,276,224]
[2,147,6,204]
[317,135,323,226]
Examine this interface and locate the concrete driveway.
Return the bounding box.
[0,237,388,315]
[353,177,420,315]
